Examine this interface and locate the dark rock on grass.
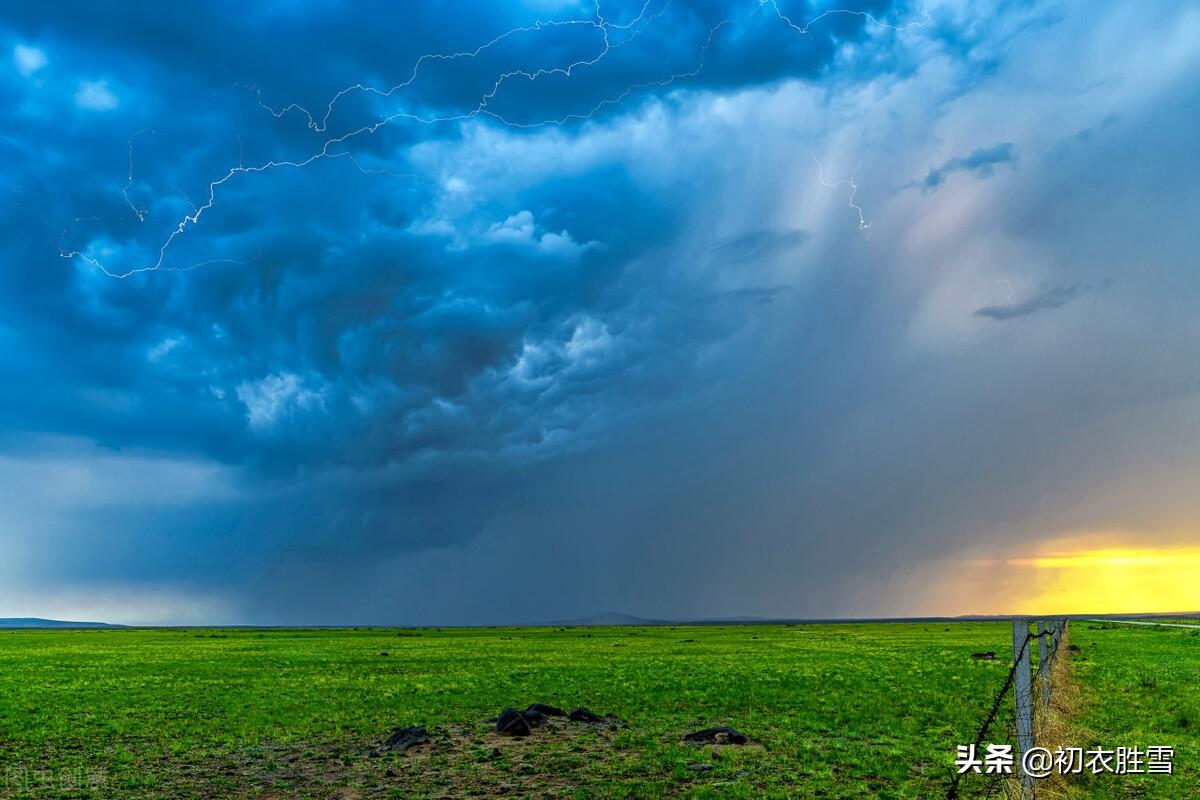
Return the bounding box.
[686,762,714,772]
[526,703,565,717]
[494,707,550,736]
[495,708,532,737]
[1067,644,1081,653]
[377,725,429,753]
[522,709,548,726]
[683,726,748,745]
[970,651,996,660]
[568,707,604,724]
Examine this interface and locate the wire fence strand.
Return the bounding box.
[946,623,1065,800]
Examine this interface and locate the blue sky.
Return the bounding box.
[2,1,1198,624]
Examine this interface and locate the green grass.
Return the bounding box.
[0,622,1193,798]
[1065,622,1200,798]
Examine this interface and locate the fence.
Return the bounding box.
[946,618,1071,799]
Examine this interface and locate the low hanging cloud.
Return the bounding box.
[74,79,118,110]
[974,283,1095,321]
[12,44,47,77]
[906,142,1016,193]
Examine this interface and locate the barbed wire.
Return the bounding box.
[946,625,1061,799]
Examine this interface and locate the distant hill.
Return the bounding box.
[0,617,119,629]
[549,611,675,627]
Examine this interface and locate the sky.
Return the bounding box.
[1,0,1198,625]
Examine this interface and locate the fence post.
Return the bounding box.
[1037,620,1050,705]
[1012,619,1036,798]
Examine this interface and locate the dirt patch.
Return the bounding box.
[161,720,646,799]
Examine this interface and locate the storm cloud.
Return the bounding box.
[2,1,1199,624]
[904,142,1016,193]
[974,283,1093,320]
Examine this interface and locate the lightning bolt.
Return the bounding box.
[812,155,870,232]
[61,0,931,278]
[761,0,931,35]
[122,128,158,222]
[981,276,1017,304]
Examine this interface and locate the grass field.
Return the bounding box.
[0,622,1194,799]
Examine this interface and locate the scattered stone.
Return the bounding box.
[484,747,501,761]
[687,763,714,772]
[526,703,565,717]
[377,726,429,753]
[493,707,551,736]
[379,651,390,657]
[970,651,996,660]
[495,708,533,737]
[683,726,748,745]
[568,707,605,724]
[736,770,750,778]
[522,709,548,726]
[1068,644,1081,653]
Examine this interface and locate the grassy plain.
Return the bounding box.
[0,622,1193,798]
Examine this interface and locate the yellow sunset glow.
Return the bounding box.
[1011,545,1200,615]
[1011,548,1200,570]
[922,536,1200,616]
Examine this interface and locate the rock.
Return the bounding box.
[495,708,532,737]
[491,707,551,730]
[484,747,501,761]
[493,707,551,736]
[568,707,605,724]
[1067,644,1081,653]
[526,703,565,717]
[521,709,548,726]
[380,651,390,657]
[687,763,714,772]
[970,651,996,660]
[378,725,429,752]
[683,726,748,745]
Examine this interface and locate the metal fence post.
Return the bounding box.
[1037,620,1050,705]
[1012,619,1036,798]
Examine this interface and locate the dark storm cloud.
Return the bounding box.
[3,0,1197,625]
[0,0,906,475]
[974,282,1096,321]
[0,0,922,612]
[905,142,1016,192]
